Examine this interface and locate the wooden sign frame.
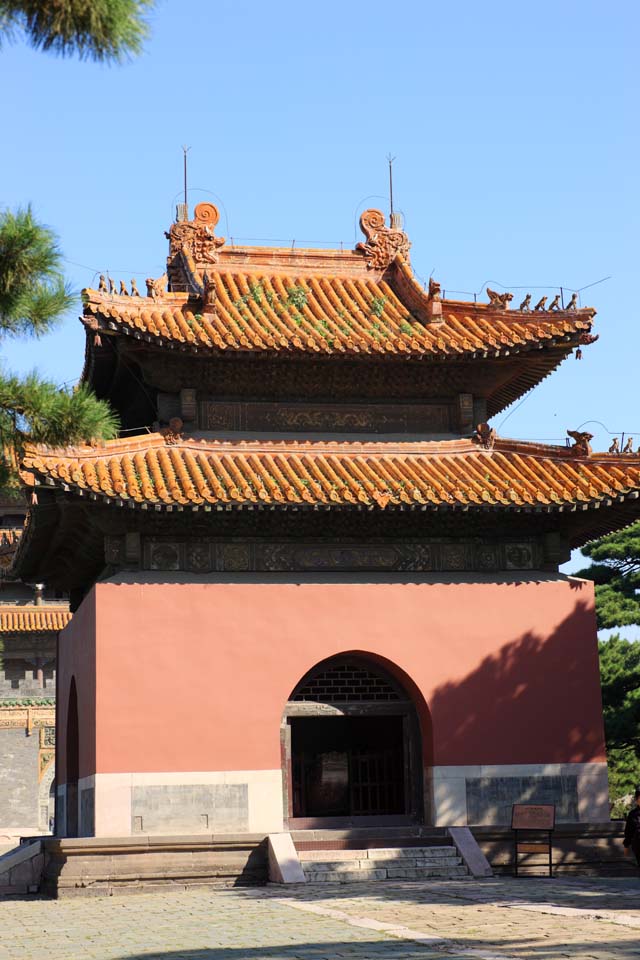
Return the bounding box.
[511,804,555,877]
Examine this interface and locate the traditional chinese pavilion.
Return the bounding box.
[11,203,640,840]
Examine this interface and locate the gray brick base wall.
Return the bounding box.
[0,728,40,828]
[131,784,249,834]
[466,775,579,824]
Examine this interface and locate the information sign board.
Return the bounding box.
[511,803,555,877]
[511,804,555,831]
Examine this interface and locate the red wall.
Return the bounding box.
[57,590,96,782]
[59,577,606,779]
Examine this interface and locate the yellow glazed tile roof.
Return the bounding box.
[83,268,594,360]
[20,434,640,513]
[0,606,71,633]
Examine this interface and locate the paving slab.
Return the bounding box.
[1,876,640,959]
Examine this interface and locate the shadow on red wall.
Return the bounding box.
[429,589,606,766]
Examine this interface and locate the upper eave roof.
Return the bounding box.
[81,256,595,363]
[19,433,640,520]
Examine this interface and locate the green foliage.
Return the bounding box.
[370,295,387,318]
[0,0,154,63]
[576,522,640,629]
[0,207,73,336]
[0,6,128,492]
[0,209,119,490]
[608,744,640,818]
[598,635,640,816]
[0,376,119,486]
[248,282,262,305]
[0,696,55,706]
[286,285,308,311]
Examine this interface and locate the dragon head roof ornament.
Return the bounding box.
[166,202,226,267]
[356,209,411,270]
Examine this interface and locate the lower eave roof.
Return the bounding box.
[20,434,640,515]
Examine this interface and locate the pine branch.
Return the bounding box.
[0,206,74,336]
[0,0,155,63]
[0,372,119,489]
[0,372,119,443]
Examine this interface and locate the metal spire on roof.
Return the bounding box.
[176,145,191,222]
[387,154,396,225]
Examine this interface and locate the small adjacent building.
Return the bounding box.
[0,499,70,847]
[11,203,640,839]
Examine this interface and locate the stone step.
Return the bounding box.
[291,827,449,841]
[301,843,468,882]
[303,864,469,882]
[302,855,462,873]
[299,845,458,862]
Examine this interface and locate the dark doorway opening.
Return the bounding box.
[283,656,424,826]
[66,677,79,838]
[292,715,405,818]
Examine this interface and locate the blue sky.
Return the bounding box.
[0,0,637,611]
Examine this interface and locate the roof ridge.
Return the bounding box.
[20,431,640,461]
[82,283,597,320]
[0,604,70,611]
[494,436,640,462]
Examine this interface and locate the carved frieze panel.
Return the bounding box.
[198,400,452,434]
[105,535,124,566]
[221,543,251,571]
[39,748,55,779]
[134,350,518,404]
[186,542,213,573]
[38,726,56,780]
[441,544,468,571]
[137,537,541,573]
[260,543,402,572]
[199,402,234,431]
[148,542,181,571]
[477,546,500,572]
[457,393,474,434]
[505,543,534,570]
[0,705,55,732]
[41,725,56,748]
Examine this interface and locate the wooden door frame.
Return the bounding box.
[280,700,425,828]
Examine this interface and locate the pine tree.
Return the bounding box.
[0,207,119,490]
[0,0,154,63]
[578,525,640,814]
[577,522,640,629]
[598,635,640,817]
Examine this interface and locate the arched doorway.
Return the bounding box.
[38,763,56,833]
[65,677,79,838]
[282,656,424,826]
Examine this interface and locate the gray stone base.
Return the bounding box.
[472,821,636,876]
[41,834,268,898]
[430,763,609,825]
[0,840,44,896]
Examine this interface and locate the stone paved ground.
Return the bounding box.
[1,877,640,960]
